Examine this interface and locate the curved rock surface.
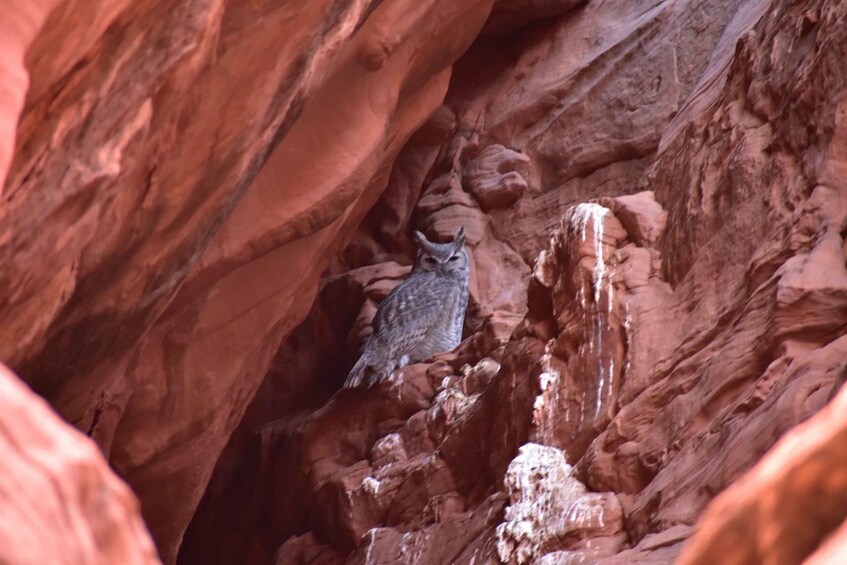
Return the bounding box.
[181,0,847,562]
[2,0,847,563]
[1,0,494,561]
[678,380,847,565]
[0,364,157,564]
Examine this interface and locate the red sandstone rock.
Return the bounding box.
[1,0,497,561]
[184,1,847,562]
[3,0,847,563]
[274,532,343,565]
[483,0,586,35]
[677,381,847,565]
[464,144,532,211]
[0,0,59,190]
[0,364,157,564]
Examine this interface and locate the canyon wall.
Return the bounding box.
[0,363,158,564]
[182,0,847,562]
[1,0,495,561]
[1,0,846,563]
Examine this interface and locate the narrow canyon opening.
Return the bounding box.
[1,1,847,564]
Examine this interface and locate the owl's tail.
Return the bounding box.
[343,356,369,389]
[343,354,387,389]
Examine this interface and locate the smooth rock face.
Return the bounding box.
[3,0,847,564]
[0,364,158,565]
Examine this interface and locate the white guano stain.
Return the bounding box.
[364,528,379,565]
[567,204,614,419]
[567,203,609,304]
[623,297,634,377]
[494,443,618,564]
[532,342,561,434]
[361,476,381,496]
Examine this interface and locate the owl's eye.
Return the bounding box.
[448,255,460,261]
[425,257,438,264]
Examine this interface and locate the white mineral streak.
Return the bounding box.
[428,387,474,429]
[388,369,405,387]
[536,550,581,564]
[566,203,614,420]
[361,476,381,496]
[623,298,634,377]
[567,203,609,303]
[495,444,616,564]
[371,432,406,468]
[532,204,619,438]
[373,432,401,454]
[364,528,379,565]
[397,531,424,564]
[533,249,551,285]
[532,342,560,432]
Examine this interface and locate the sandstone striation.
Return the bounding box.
[2,0,496,561]
[185,0,847,562]
[2,0,847,563]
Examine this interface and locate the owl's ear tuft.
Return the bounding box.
[414,230,431,249]
[453,226,466,248]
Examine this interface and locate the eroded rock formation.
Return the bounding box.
[181,0,847,562]
[2,0,495,561]
[678,379,847,565]
[2,0,847,563]
[0,364,157,564]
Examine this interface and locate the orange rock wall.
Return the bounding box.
[183,0,847,562]
[1,0,846,563]
[0,364,158,564]
[1,0,495,561]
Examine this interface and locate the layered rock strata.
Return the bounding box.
[1,0,846,563]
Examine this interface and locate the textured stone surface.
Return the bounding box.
[3,0,847,563]
[0,364,158,564]
[183,0,847,562]
[1,0,495,562]
[0,0,59,190]
[678,380,847,565]
[495,443,624,564]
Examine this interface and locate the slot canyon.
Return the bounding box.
[1,0,847,563]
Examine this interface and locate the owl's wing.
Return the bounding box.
[375,274,448,352]
[344,274,450,389]
[371,273,445,340]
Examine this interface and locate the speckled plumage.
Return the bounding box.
[344,227,470,388]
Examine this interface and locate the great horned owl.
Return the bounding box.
[344,227,470,388]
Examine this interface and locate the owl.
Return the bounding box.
[344,227,470,389]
